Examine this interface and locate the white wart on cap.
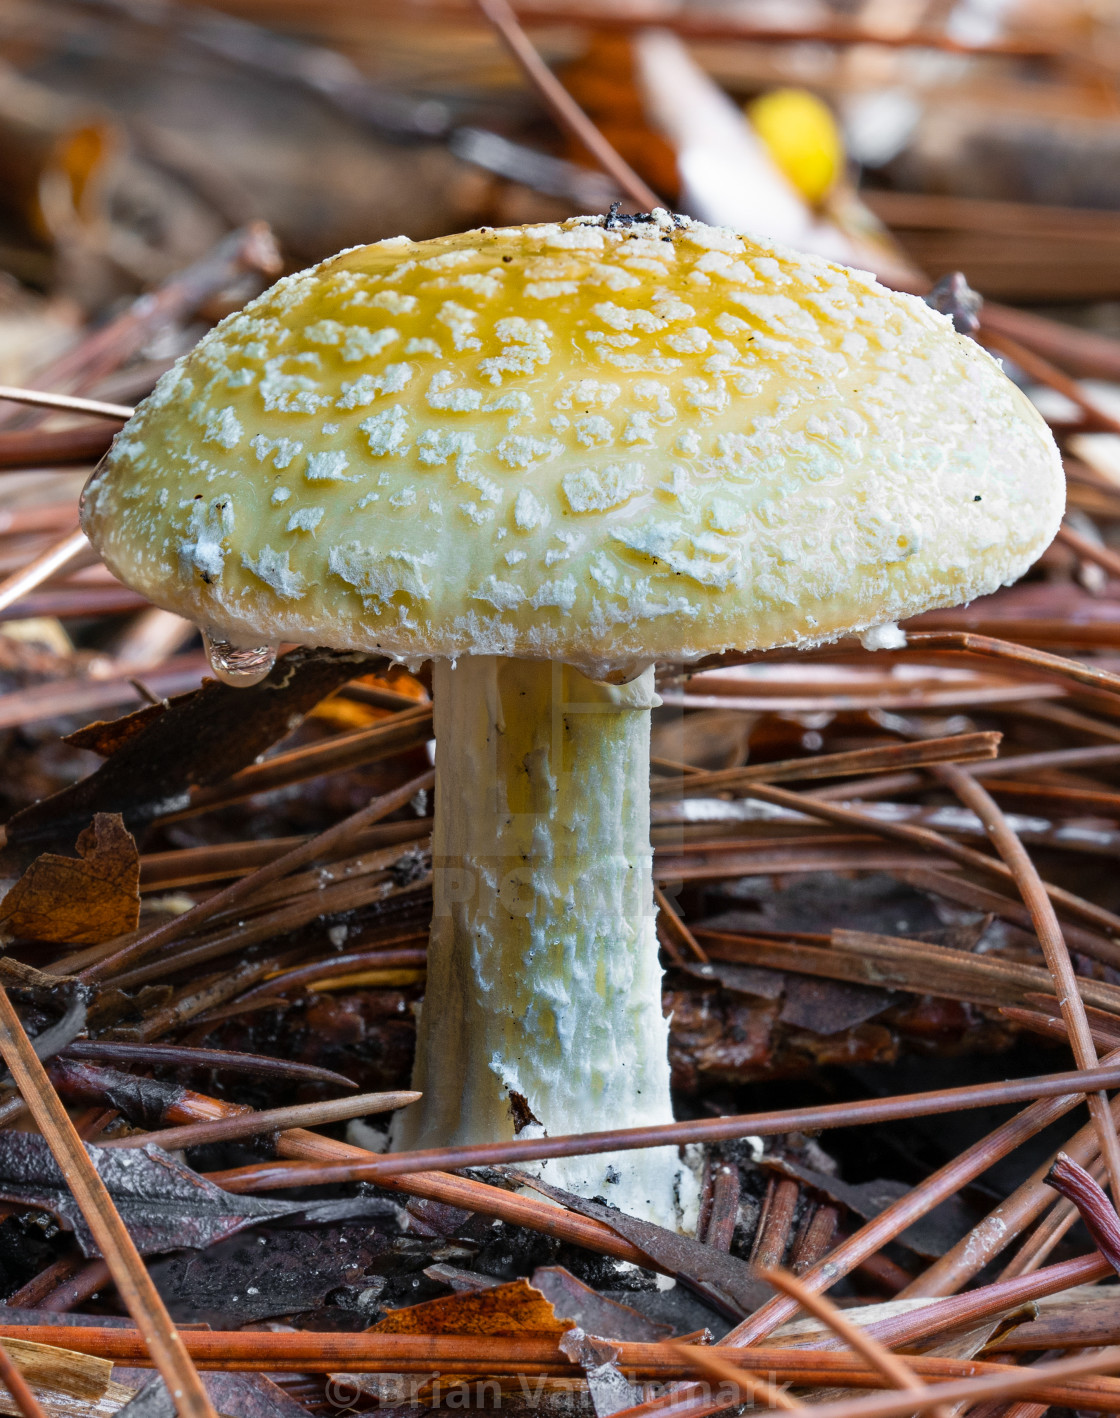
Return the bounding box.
[82,212,1064,676]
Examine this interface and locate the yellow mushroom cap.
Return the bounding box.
[81,212,1063,678]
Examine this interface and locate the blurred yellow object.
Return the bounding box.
[748,88,843,205]
[307,696,390,730]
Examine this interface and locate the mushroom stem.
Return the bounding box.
[393,654,695,1229]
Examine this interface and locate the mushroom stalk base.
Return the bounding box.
[393,654,695,1229]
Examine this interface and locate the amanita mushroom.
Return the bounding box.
[81,212,1063,1228]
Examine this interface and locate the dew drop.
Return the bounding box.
[202,629,276,687]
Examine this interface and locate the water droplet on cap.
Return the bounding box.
[202,629,276,687]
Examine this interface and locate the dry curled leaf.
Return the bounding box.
[372,1277,569,1337]
[0,813,139,944]
[0,1132,397,1257]
[1046,1152,1120,1274]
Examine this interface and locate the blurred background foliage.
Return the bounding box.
[5,0,1120,340]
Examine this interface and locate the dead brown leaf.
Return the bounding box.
[63,703,168,759]
[2,647,382,861]
[0,814,139,944]
[370,1277,569,1337]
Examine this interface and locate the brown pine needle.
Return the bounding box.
[760,1267,947,1418]
[58,1040,359,1090]
[905,629,1120,701]
[101,1090,421,1151]
[980,328,1120,435]
[166,702,434,821]
[163,1088,659,1270]
[654,885,708,963]
[1057,522,1120,581]
[777,1347,1120,1418]
[665,1340,804,1411]
[0,385,133,421]
[936,763,1120,1201]
[649,731,1000,797]
[727,776,1120,940]
[80,766,435,982]
[0,530,90,619]
[0,985,216,1418]
[714,1050,1120,1348]
[905,1066,1120,1297]
[204,1058,1120,1189]
[7,1328,1120,1413]
[819,1251,1111,1355]
[473,0,662,210]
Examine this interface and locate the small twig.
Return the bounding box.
[936,763,1120,1201]
[473,0,662,210]
[0,387,132,422]
[101,1090,421,1151]
[700,1164,740,1252]
[750,1177,798,1269]
[0,985,216,1418]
